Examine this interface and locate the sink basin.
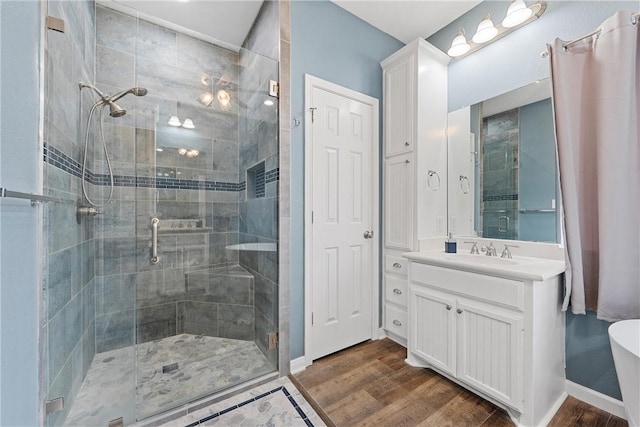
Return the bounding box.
[444,253,518,265]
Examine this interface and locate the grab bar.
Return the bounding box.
[150,217,159,265]
[0,187,63,205]
[519,209,556,213]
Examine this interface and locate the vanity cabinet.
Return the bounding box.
[411,284,523,411]
[381,39,449,345]
[406,259,566,426]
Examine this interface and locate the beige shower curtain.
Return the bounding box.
[549,11,639,321]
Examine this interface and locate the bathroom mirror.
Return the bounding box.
[447,79,560,243]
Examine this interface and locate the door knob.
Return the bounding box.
[364,230,374,239]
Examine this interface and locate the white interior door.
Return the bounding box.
[306,77,377,361]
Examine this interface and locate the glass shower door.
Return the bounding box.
[115,7,281,418]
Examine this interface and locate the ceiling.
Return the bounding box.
[111,0,264,49]
[109,0,481,49]
[332,0,482,43]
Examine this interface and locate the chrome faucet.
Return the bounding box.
[482,242,498,256]
[501,244,519,259]
[465,241,480,255]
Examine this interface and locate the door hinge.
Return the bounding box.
[311,211,314,224]
[108,417,124,427]
[45,16,65,33]
[312,312,314,325]
[269,80,279,98]
[268,331,279,350]
[310,107,317,123]
[45,397,64,415]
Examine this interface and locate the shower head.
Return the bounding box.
[110,87,149,102]
[107,100,126,118]
[79,82,147,118]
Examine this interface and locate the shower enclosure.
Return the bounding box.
[42,2,280,425]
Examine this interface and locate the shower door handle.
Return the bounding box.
[498,215,510,233]
[151,217,159,265]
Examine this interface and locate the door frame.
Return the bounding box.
[303,74,380,367]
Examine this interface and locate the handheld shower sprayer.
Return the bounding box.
[78,81,148,207]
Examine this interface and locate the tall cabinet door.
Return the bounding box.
[384,54,415,157]
[456,299,524,411]
[384,153,414,250]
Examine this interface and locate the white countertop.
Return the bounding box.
[402,250,566,281]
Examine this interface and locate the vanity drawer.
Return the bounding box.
[385,275,408,307]
[411,263,524,311]
[385,304,407,338]
[385,255,408,277]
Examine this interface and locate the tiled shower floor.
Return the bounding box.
[65,334,274,426]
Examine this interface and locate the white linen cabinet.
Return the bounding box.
[381,39,449,345]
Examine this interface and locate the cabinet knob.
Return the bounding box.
[405,159,410,164]
[393,319,402,327]
[404,141,410,146]
[446,305,452,310]
[457,308,463,314]
[393,288,402,295]
[392,262,402,269]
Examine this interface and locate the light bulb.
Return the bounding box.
[447,30,470,57]
[502,0,532,28]
[264,99,275,106]
[472,13,499,44]
[168,115,182,127]
[178,148,187,156]
[182,118,195,129]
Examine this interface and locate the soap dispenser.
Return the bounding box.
[445,233,457,253]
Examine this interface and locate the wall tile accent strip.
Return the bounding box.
[44,143,277,192]
[483,194,519,201]
[184,386,314,427]
[265,168,279,184]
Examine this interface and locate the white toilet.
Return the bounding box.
[609,319,640,427]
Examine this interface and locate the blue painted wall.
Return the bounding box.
[428,1,636,399]
[290,1,403,359]
[0,1,43,425]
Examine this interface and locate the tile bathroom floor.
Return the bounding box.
[293,339,629,427]
[65,334,273,426]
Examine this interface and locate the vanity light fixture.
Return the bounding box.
[447,1,546,59]
[198,91,214,106]
[472,13,498,44]
[502,0,533,28]
[168,115,182,127]
[447,29,470,57]
[182,118,195,129]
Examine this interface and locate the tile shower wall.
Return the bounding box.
[43,1,96,426]
[240,0,280,367]
[93,5,276,353]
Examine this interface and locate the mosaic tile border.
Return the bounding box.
[184,386,314,427]
[483,193,518,202]
[44,143,278,192]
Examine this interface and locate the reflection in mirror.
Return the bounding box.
[447,79,560,242]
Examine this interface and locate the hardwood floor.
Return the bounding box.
[292,339,628,427]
